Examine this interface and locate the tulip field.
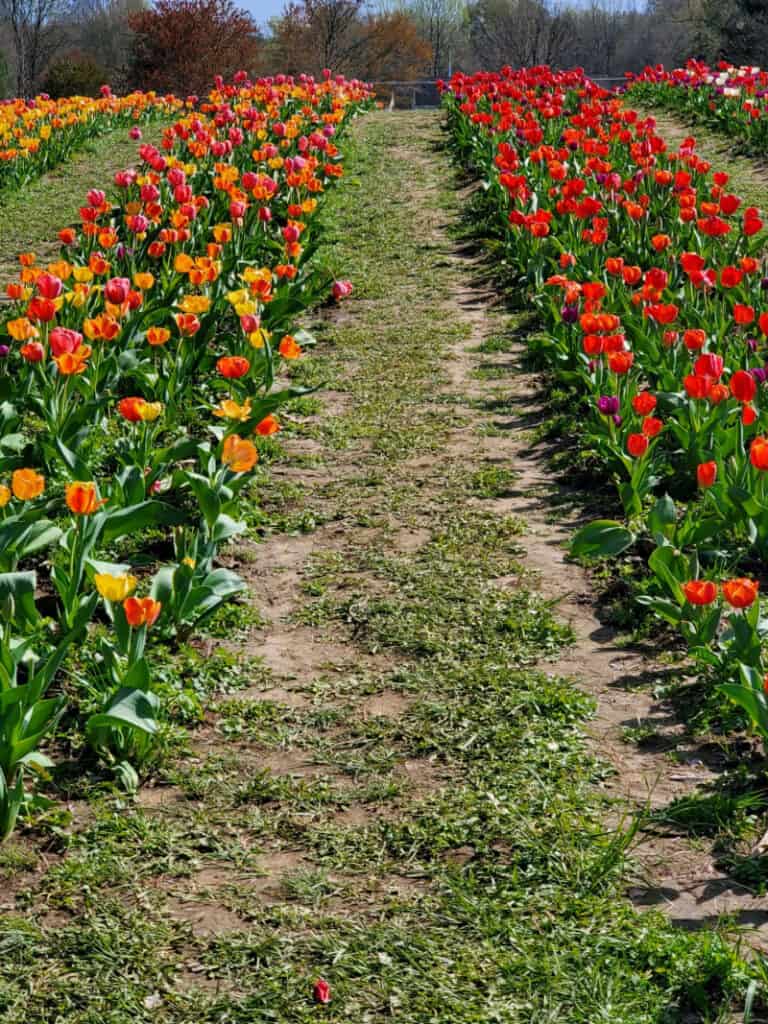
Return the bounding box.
[7,62,768,1021]
[0,89,181,195]
[0,72,371,843]
[628,61,768,154]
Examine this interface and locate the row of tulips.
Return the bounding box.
[0,70,372,840]
[441,64,768,751]
[627,60,768,154]
[0,86,183,195]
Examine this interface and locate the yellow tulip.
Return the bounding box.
[213,397,252,421]
[133,272,155,291]
[249,329,269,349]
[178,294,210,314]
[235,300,257,317]
[94,572,137,602]
[139,402,163,422]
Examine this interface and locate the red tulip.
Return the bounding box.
[631,391,656,415]
[313,979,331,1004]
[27,297,57,323]
[49,327,82,358]
[36,273,63,300]
[734,304,755,325]
[730,370,757,403]
[20,342,44,362]
[693,353,723,379]
[697,461,717,487]
[627,433,649,457]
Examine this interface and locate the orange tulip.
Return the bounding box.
[123,596,162,628]
[11,468,44,500]
[146,326,171,347]
[750,436,768,470]
[55,344,91,375]
[65,481,104,515]
[221,434,258,473]
[118,397,147,422]
[133,272,155,291]
[7,317,38,341]
[608,351,634,374]
[255,414,280,436]
[723,578,759,609]
[175,313,200,336]
[279,335,302,359]
[682,580,718,605]
[217,355,250,378]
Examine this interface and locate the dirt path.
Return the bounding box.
[1,109,764,1022]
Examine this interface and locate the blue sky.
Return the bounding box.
[248,0,286,25]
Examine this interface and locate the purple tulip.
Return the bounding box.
[597,395,620,415]
[561,305,579,324]
[0,345,10,358]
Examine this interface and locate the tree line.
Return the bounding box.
[0,0,763,100]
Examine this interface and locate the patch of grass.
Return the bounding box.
[468,463,518,497]
[474,332,517,353]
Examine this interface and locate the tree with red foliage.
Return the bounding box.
[128,0,262,96]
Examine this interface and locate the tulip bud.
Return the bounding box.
[313,979,331,1004]
[20,342,45,362]
[597,395,619,416]
[331,280,353,301]
[697,461,717,487]
[104,277,131,305]
[36,273,63,300]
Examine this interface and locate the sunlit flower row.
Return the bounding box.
[442,64,768,747]
[0,70,372,841]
